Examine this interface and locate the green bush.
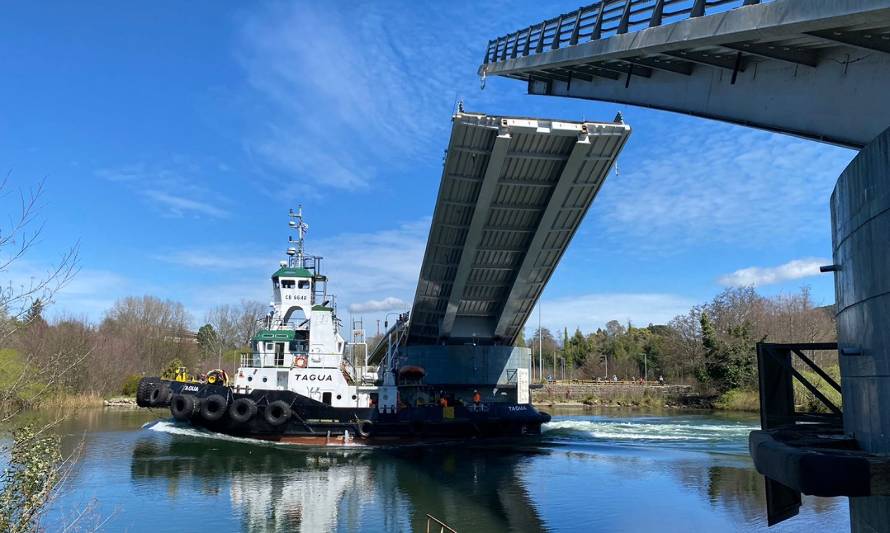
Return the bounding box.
[120,374,142,396]
[714,388,760,411]
[0,424,63,532]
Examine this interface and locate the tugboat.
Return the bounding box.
[136,207,550,444]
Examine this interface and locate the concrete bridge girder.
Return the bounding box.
[482,0,890,148]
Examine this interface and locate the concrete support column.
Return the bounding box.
[830,126,890,532]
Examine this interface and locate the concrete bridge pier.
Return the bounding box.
[830,126,890,532]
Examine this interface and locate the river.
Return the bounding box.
[32,407,848,532]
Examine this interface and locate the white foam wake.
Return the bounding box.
[542,419,758,443]
[142,419,366,448]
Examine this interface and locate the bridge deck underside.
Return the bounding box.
[407,113,630,346]
[481,0,890,148]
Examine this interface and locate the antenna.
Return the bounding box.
[287,205,309,267]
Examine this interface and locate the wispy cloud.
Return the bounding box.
[348,297,408,314]
[153,217,430,324]
[142,190,227,218]
[154,248,271,270]
[533,292,697,334]
[314,218,429,309]
[96,158,231,219]
[235,1,522,192]
[589,120,855,255]
[718,258,829,288]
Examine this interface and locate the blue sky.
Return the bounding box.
[0,1,855,335]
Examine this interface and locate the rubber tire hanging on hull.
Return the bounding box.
[200,394,228,422]
[229,398,257,424]
[264,400,292,426]
[148,384,171,407]
[170,394,199,421]
[136,378,153,407]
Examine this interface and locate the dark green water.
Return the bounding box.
[33,407,848,532]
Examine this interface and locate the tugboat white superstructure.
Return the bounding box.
[233,207,370,410]
[136,207,550,444]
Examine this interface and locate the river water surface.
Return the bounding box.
[36,407,848,532]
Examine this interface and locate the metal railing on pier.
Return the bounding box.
[483,0,770,67]
[756,342,841,429]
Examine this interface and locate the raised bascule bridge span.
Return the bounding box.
[375,112,630,403]
[478,0,890,530]
[407,112,630,347]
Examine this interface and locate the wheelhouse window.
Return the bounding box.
[281,280,295,289]
[298,280,310,289]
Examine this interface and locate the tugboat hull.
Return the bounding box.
[138,377,551,444]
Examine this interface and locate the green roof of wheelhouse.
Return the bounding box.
[272,267,312,278]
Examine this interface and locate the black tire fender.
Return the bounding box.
[170,394,198,421]
[149,384,172,407]
[136,378,154,407]
[200,394,228,422]
[264,400,292,426]
[229,398,257,424]
[356,419,373,438]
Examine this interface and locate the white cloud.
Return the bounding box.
[314,218,429,310]
[348,297,408,314]
[142,190,227,219]
[718,258,829,288]
[530,292,697,335]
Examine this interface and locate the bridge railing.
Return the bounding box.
[483,0,770,66]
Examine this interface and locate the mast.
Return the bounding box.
[288,206,309,268]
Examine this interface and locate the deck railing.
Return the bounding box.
[483,0,769,66]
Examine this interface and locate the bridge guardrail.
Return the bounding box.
[483,0,771,67]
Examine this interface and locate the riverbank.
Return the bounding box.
[532,382,715,409]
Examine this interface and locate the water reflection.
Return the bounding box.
[30,409,848,532]
[130,432,546,532]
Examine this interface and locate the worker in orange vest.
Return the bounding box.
[473,389,481,405]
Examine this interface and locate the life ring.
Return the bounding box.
[200,394,228,422]
[355,419,373,439]
[264,400,292,426]
[294,355,308,368]
[229,398,257,424]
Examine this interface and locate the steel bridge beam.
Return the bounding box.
[439,132,511,337]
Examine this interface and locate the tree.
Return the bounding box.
[0,179,81,531]
[697,312,757,393]
[196,324,218,355]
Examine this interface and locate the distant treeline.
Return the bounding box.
[521,286,837,399]
[0,284,837,407]
[0,296,266,404]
